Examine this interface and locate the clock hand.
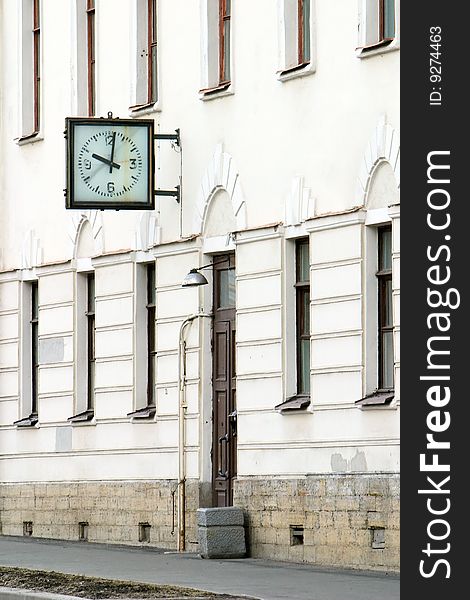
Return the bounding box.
[109,132,116,174]
[91,153,121,170]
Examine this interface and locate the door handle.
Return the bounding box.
[228,410,237,435]
[218,433,229,477]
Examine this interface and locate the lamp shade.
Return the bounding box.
[181,268,209,287]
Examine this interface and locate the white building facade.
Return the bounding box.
[0,0,400,570]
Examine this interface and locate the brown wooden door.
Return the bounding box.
[212,254,236,507]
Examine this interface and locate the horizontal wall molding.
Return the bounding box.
[0,310,19,318]
[95,324,133,334]
[237,339,282,348]
[311,330,362,341]
[96,292,134,302]
[311,294,362,306]
[236,305,281,315]
[238,437,400,451]
[39,301,74,310]
[310,258,362,272]
[311,365,362,375]
[304,210,366,232]
[237,372,282,381]
[236,268,281,280]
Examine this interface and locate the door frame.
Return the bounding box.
[211,252,236,507]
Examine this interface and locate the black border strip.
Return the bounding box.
[402,1,466,595]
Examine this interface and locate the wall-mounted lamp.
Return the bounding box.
[181,257,229,288]
[181,268,209,288]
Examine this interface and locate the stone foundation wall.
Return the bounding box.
[0,480,199,551]
[233,474,400,572]
[1,475,399,571]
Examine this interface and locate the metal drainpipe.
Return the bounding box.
[177,313,212,552]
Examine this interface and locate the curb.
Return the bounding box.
[0,588,83,600]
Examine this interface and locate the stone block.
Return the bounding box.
[197,506,244,527]
[367,511,386,528]
[336,496,360,511]
[198,524,246,559]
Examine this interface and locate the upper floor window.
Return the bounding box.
[278,0,316,80]
[131,0,159,110]
[219,0,231,84]
[148,0,158,103]
[87,0,96,116]
[199,0,233,97]
[377,226,393,390]
[358,0,397,54]
[18,0,41,140]
[32,0,41,133]
[297,0,310,65]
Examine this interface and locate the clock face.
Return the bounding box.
[66,118,154,209]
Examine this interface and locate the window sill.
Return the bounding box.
[199,82,233,102]
[275,395,311,413]
[14,413,38,428]
[356,38,399,59]
[129,101,161,117]
[68,409,95,424]
[15,132,44,146]
[355,390,395,410]
[277,62,316,82]
[127,405,156,421]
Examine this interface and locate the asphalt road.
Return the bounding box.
[0,537,400,600]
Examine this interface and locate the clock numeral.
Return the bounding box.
[105,134,114,146]
[84,159,91,170]
[130,159,137,170]
[107,182,115,194]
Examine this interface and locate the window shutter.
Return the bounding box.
[20,0,35,136]
[282,0,299,70]
[365,0,380,47]
[357,0,390,51]
[200,0,220,90]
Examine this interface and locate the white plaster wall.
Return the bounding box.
[0,1,399,483]
[0,0,399,269]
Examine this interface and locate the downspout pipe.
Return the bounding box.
[177,313,212,552]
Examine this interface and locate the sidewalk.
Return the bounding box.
[0,537,399,600]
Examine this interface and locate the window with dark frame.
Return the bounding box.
[219,0,231,84]
[31,281,39,416]
[148,0,158,104]
[377,227,393,390]
[146,263,156,407]
[298,0,310,65]
[361,0,395,51]
[32,0,40,133]
[86,273,95,411]
[87,0,96,116]
[380,0,395,42]
[296,239,310,396]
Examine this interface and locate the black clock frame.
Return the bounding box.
[65,117,155,210]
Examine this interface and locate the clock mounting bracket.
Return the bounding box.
[64,113,182,209]
[154,128,181,203]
